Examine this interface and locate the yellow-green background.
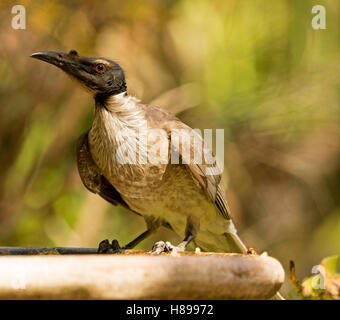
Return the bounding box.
[0,0,339,296]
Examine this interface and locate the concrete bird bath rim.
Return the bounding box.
[0,250,285,299]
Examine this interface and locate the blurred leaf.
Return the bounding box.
[322,256,339,276]
[290,256,339,300]
[4,106,56,194]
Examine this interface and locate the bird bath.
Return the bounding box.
[0,250,284,299]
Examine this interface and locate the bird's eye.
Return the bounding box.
[95,63,106,73]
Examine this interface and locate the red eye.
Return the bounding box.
[95,63,106,73]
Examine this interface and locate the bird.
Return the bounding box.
[30,49,249,255]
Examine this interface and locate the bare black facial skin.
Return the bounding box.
[30,50,127,100]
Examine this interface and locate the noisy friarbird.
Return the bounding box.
[30,50,249,254]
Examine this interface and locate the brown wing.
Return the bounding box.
[171,121,231,220]
[76,130,132,211]
[142,105,231,220]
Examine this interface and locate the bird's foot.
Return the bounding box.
[97,239,123,254]
[152,241,185,255]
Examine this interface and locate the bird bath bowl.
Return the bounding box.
[0,250,284,299]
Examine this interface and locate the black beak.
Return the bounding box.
[31,51,66,66]
[30,50,80,71]
[30,50,113,94]
[29,50,95,88]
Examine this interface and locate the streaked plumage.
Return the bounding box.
[82,92,246,253]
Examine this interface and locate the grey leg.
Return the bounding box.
[98,218,160,253]
[98,230,154,253]
[122,229,154,249]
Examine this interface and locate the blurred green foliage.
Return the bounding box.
[0,0,340,297]
[290,255,339,299]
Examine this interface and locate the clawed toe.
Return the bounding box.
[97,239,123,253]
[152,241,185,255]
[152,241,170,254]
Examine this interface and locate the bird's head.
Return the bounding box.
[30,50,126,99]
